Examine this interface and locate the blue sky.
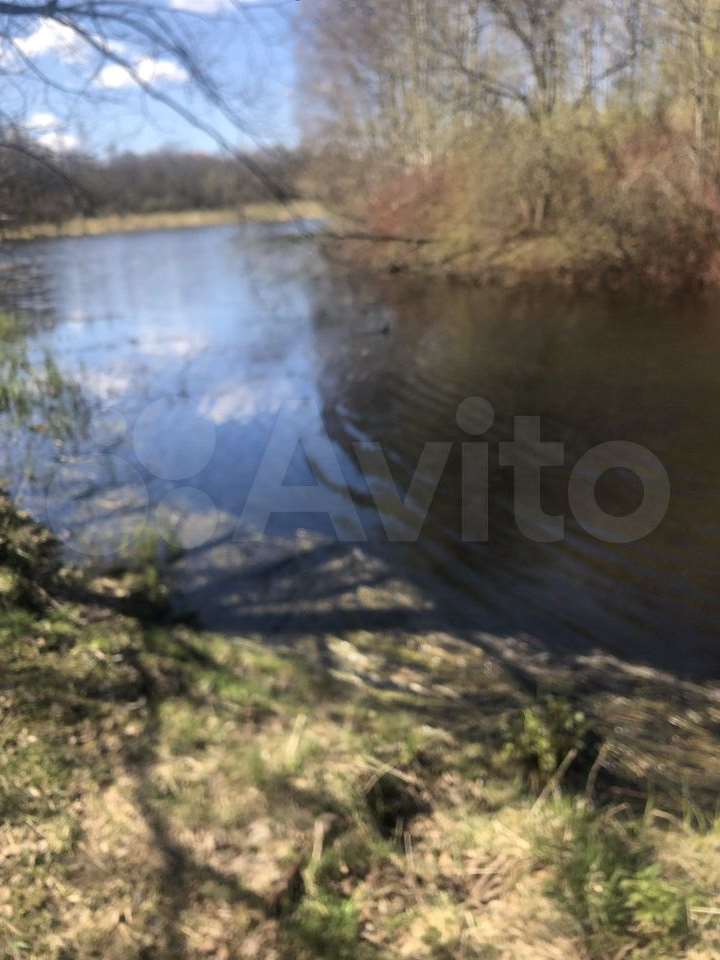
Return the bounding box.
[3,0,300,156]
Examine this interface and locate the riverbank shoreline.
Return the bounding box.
[0,201,327,242]
[1,492,719,958]
[322,229,712,297]
[3,202,688,297]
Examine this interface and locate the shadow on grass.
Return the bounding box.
[3,502,720,956]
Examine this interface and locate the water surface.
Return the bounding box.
[3,224,719,677]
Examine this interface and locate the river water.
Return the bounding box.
[2,223,719,677]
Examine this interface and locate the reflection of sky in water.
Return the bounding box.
[33,224,323,417]
[10,224,355,559]
[5,224,720,676]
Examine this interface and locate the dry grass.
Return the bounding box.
[0,201,326,242]
[3,209,241,241]
[238,200,327,224]
[0,498,719,958]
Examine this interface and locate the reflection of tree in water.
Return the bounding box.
[306,272,720,676]
[0,342,87,439]
[0,248,57,330]
[0,259,88,475]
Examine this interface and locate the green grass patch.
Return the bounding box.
[500,695,591,788]
[538,804,696,957]
[288,892,369,959]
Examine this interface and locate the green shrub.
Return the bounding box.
[501,696,589,787]
[540,810,692,957]
[622,865,691,945]
[290,893,365,959]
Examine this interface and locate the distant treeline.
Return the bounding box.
[0,142,305,227]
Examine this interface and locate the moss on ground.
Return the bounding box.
[0,495,718,958]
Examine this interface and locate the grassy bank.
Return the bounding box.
[323,208,716,294]
[238,200,327,224]
[3,209,239,241]
[1,202,326,241]
[323,231,604,291]
[1,497,719,959]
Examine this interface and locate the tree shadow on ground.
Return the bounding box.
[9,521,719,957]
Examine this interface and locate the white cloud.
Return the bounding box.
[25,111,79,152]
[169,0,236,11]
[97,56,188,89]
[169,0,263,11]
[138,335,208,358]
[36,129,80,152]
[15,21,85,61]
[15,22,186,91]
[136,56,189,85]
[199,378,303,425]
[27,110,60,130]
[96,63,133,89]
[78,370,133,400]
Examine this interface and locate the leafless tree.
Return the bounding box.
[0,0,296,220]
